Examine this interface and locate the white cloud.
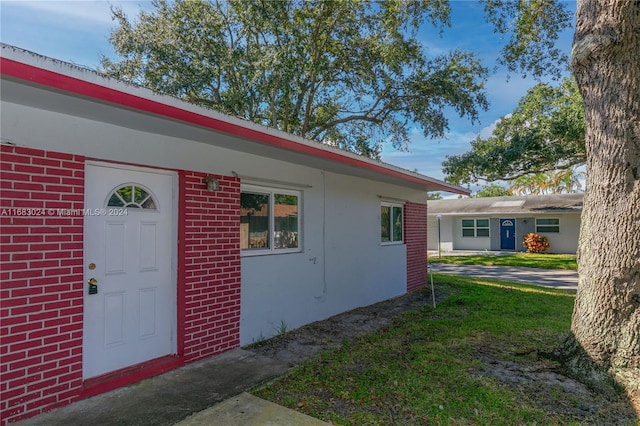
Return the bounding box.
[478,117,503,139]
[381,128,481,180]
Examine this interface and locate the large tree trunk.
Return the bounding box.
[568,0,640,410]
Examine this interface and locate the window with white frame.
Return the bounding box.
[536,218,560,233]
[240,185,301,253]
[461,218,490,237]
[381,202,403,244]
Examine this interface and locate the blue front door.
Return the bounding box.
[500,219,516,250]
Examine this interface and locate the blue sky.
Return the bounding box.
[0,1,576,190]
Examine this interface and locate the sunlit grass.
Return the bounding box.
[253,274,578,425]
[470,277,576,297]
[428,253,577,270]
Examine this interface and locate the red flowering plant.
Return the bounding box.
[523,233,550,254]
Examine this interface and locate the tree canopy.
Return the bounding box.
[442,76,586,185]
[102,0,571,157]
[472,184,511,198]
[508,168,585,195]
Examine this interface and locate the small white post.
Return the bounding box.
[430,270,436,309]
[436,214,442,259]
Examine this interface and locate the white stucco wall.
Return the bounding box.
[1,99,427,345]
[240,173,416,343]
[536,213,580,254]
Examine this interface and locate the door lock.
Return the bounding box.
[87,278,98,295]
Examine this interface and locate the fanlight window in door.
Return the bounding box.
[107,184,157,209]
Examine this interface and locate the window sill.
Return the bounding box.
[241,249,303,257]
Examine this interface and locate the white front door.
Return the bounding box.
[83,163,176,379]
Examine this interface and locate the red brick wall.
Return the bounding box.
[1,145,85,424]
[179,171,241,362]
[405,202,428,292]
[1,149,243,424]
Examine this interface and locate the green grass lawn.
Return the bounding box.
[428,253,577,270]
[253,275,581,425]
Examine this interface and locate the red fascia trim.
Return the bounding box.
[0,57,466,194]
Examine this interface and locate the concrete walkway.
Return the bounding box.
[177,393,328,425]
[13,349,327,426]
[429,263,578,291]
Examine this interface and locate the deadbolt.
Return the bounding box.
[87,278,98,295]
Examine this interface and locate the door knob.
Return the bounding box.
[87,278,97,285]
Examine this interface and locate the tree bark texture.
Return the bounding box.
[570,0,640,408]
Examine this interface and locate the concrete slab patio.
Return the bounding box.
[12,349,292,426]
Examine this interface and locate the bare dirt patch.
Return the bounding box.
[248,287,639,424]
[473,346,637,424]
[249,288,441,365]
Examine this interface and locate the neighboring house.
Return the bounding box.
[427,194,583,254]
[0,44,467,424]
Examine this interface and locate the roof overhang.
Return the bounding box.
[0,44,468,195]
[427,194,584,215]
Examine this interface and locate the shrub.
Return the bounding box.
[523,233,550,253]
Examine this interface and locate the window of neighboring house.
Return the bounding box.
[462,219,490,237]
[240,185,301,254]
[536,218,560,233]
[381,202,403,244]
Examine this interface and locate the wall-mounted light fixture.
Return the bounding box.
[204,175,220,192]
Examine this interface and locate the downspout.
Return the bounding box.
[314,171,327,301]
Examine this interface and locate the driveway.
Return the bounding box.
[428,263,578,291]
